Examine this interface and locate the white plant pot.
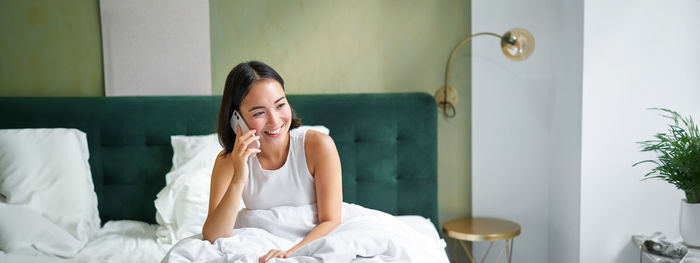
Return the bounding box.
[680,199,700,247]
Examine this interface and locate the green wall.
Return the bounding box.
[0,0,104,96]
[210,0,470,96]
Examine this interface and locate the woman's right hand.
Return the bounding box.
[231,125,261,185]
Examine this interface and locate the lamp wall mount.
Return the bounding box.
[436,28,535,118]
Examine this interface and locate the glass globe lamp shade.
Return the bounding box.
[500,28,535,61]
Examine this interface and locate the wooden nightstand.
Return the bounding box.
[443,217,521,263]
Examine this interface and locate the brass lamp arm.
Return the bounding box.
[436,28,534,117]
[444,32,501,88]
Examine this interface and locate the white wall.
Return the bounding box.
[581,0,700,262]
[474,0,700,262]
[100,0,212,96]
[472,0,584,261]
[548,0,583,261]
[471,0,555,261]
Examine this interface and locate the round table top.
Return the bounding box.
[442,217,521,241]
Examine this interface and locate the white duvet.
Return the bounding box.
[163,203,449,263]
[0,206,447,263]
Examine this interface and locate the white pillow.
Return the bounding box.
[0,128,100,256]
[166,133,221,185]
[0,203,87,257]
[154,126,329,244]
[154,167,214,244]
[155,133,223,244]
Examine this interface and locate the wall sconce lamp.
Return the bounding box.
[435,28,535,117]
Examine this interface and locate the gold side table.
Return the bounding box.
[443,217,521,263]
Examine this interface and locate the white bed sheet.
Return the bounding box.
[0,215,445,263]
[0,220,169,263]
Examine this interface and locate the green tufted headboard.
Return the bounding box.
[0,93,438,227]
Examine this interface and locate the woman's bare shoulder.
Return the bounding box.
[303,129,340,178]
[304,129,335,151]
[213,149,234,174]
[304,129,338,165]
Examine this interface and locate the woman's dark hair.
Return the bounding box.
[217,61,302,157]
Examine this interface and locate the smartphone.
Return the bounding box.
[230,110,261,150]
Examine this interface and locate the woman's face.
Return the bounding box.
[239,79,291,147]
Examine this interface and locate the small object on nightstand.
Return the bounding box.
[632,232,690,263]
[443,217,521,263]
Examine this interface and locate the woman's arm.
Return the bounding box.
[259,131,342,262]
[201,153,243,243]
[289,131,343,252]
[202,128,260,243]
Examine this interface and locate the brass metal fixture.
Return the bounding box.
[437,28,535,117]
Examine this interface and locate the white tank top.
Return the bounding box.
[242,128,316,210]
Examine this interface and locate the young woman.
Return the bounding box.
[201,61,342,263]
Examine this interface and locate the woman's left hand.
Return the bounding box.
[259,249,291,263]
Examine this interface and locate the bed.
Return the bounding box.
[0,93,444,262]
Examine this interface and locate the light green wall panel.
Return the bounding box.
[210,0,472,237]
[0,0,103,97]
[210,0,469,95]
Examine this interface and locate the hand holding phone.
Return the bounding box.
[230,110,261,150]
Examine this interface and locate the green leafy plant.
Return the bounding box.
[634,108,700,204]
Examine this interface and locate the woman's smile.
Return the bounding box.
[262,124,284,137]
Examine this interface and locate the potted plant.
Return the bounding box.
[634,108,700,247]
